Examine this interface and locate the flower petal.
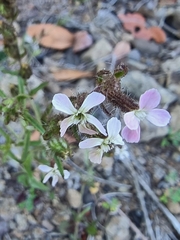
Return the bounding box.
[64,170,70,179]
[86,114,107,136]
[43,171,53,183]
[52,175,59,187]
[52,94,77,114]
[60,116,74,137]
[146,109,171,126]
[107,117,121,138]
[124,112,140,130]
[139,88,161,110]
[111,134,124,146]
[80,92,105,112]
[78,124,97,135]
[38,165,52,173]
[122,126,140,143]
[89,148,103,164]
[79,138,104,149]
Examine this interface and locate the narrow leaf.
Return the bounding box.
[23,111,45,134]
[29,82,48,96]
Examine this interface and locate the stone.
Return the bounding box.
[168,201,180,214]
[121,70,177,105]
[133,39,161,56]
[15,213,28,231]
[170,105,180,132]
[0,198,19,221]
[82,38,113,61]
[32,227,45,239]
[42,219,54,231]
[0,220,9,237]
[153,165,166,182]
[67,189,82,208]
[27,215,37,225]
[140,120,169,142]
[0,180,5,192]
[106,216,130,240]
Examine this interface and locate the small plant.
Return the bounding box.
[161,128,180,147]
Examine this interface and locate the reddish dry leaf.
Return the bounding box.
[26,24,74,50]
[73,31,93,52]
[30,131,40,141]
[148,26,166,43]
[134,28,152,41]
[112,41,131,59]
[52,69,93,81]
[118,13,146,33]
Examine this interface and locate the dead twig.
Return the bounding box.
[121,159,156,240]
[138,176,180,235]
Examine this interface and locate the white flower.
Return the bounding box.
[52,92,107,137]
[79,117,124,164]
[38,164,70,187]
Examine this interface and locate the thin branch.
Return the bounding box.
[122,159,156,240]
[138,176,180,235]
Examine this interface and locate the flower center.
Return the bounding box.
[134,110,147,120]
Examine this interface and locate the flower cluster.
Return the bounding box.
[51,88,171,165]
[39,87,171,187]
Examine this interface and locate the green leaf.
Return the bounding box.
[77,206,91,221]
[29,177,48,191]
[0,89,6,97]
[18,173,29,187]
[86,222,98,236]
[54,156,64,177]
[0,51,7,61]
[22,130,31,162]
[23,111,45,134]
[23,152,33,176]
[18,77,25,94]
[1,69,19,76]
[29,82,48,96]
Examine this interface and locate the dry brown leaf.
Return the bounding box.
[118,13,146,33]
[30,130,40,141]
[73,31,93,52]
[148,26,166,43]
[26,24,74,50]
[52,69,93,81]
[134,28,152,41]
[112,41,131,59]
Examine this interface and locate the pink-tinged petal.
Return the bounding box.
[89,148,103,164]
[78,124,97,135]
[111,135,124,146]
[38,165,52,173]
[80,92,105,112]
[124,112,140,130]
[43,171,53,183]
[139,88,161,110]
[86,114,107,136]
[107,117,121,138]
[79,138,104,149]
[52,94,77,114]
[122,126,140,143]
[60,116,74,137]
[146,109,171,126]
[64,170,70,179]
[52,175,59,187]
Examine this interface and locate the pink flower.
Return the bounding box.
[52,92,107,137]
[79,117,124,164]
[122,88,171,143]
